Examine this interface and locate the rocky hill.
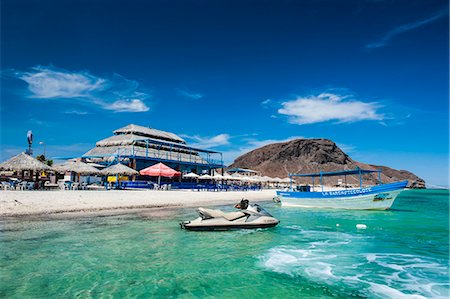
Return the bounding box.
[229,139,425,188]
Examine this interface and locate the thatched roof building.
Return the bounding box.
[82,124,223,174]
[0,152,54,171]
[113,124,185,144]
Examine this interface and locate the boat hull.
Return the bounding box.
[181,222,279,231]
[180,216,279,231]
[276,181,408,210]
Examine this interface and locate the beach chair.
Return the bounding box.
[1,181,12,191]
[26,182,34,190]
[57,180,68,190]
[17,181,27,190]
[71,182,79,190]
[44,181,56,190]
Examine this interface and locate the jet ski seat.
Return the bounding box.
[198,208,246,221]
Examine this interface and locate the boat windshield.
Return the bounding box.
[247,204,273,216]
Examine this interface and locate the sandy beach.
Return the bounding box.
[0,189,277,217]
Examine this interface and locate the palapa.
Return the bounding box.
[113,124,185,144]
[0,152,54,171]
[198,174,213,180]
[282,177,291,183]
[260,176,272,182]
[54,160,101,175]
[212,173,224,180]
[100,163,138,176]
[183,172,199,178]
[230,173,245,181]
[222,174,234,180]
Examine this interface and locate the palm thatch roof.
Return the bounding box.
[222,174,234,180]
[0,152,54,171]
[96,134,144,147]
[113,124,185,144]
[260,176,272,182]
[95,133,185,148]
[54,161,101,175]
[100,163,138,176]
[212,173,224,179]
[86,162,105,168]
[183,172,199,178]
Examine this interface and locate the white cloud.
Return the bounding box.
[278,92,384,125]
[176,88,203,100]
[366,9,447,49]
[19,66,105,98]
[104,99,149,113]
[181,133,230,149]
[261,99,271,106]
[15,66,150,113]
[336,143,356,153]
[63,110,89,115]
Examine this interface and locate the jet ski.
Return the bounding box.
[180,199,280,231]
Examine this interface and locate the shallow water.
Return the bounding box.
[1,189,448,298]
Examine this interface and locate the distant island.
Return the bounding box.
[229,139,425,188]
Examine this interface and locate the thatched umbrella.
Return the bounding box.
[260,176,271,182]
[100,163,138,176]
[198,174,213,180]
[100,163,138,188]
[282,177,291,183]
[183,172,199,178]
[183,172,199,184]
[0,152,54,172]
[212,173,224,180]
[54,161,101,176]
[223,174,234,180]
[0,152,54,184]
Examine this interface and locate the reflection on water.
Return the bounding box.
[0,190,448,298]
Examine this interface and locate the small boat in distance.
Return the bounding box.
[275,168,408,210]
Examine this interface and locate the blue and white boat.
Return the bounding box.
[275,168,408,210]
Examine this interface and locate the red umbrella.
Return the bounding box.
[139,162,181,185]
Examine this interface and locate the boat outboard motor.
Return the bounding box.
[180,199,279,231]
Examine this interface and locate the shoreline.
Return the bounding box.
[0,189,277,218]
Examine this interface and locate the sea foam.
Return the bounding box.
[257,229,449,299]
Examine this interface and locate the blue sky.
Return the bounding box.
[1,0,448,186]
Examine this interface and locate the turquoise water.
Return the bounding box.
[1,189,448,298]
